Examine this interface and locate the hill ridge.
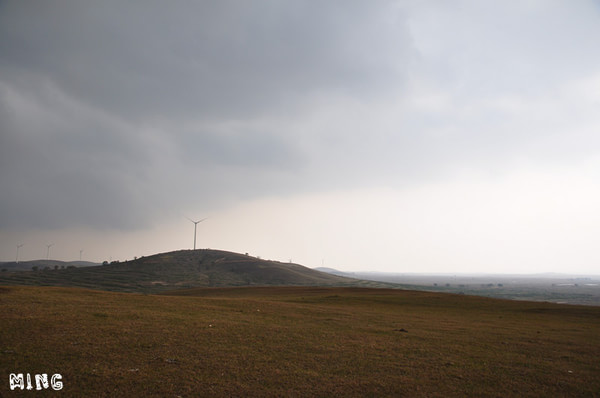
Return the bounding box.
[0,248,395,293]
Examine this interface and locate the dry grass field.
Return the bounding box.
[1,285,599,397]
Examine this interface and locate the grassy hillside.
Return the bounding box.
[0,249,389,293]
[1,285,599,397]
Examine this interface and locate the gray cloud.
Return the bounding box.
[0,0,413,229]
[1,0,600,234]
[0,0,409,121]
[0,77,153,229]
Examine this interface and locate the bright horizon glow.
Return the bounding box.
[3,164,600,276]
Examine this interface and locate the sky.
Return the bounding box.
[1,1,600,274]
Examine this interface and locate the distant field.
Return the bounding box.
[335,272,600,306]
[1,286,599,397]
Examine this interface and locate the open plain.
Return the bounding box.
[1,285,599,397]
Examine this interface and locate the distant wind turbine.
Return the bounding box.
[186,217,207,250]
[46,243,54,260]
[79,249,83,261]
[16,244,24,263]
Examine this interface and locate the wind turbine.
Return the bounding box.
[79,249,83,261]
[16,244,24,263]
[186,217,207,250]
[46,243,54,260]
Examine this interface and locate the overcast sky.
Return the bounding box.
[1,1,600,274]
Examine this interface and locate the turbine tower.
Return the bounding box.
[16,244,24,263]
[186,217,207,250]
[46,243,54,260]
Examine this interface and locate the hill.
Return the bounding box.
[1,285,599,396]
[0,249,392,293]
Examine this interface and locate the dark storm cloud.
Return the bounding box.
[0,0,411,229]
[0,76,153,229]
[0,0,408,121]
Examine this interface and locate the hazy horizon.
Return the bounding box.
[2,1,600,275]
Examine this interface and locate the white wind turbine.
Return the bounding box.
[186,217,207,250]
[16,244,24,263]
[46,243,54,260]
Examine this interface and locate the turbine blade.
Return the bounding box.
[185,216,207,224]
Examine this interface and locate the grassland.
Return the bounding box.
[1,286,599,397]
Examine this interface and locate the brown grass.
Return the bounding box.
[1,286,599,397]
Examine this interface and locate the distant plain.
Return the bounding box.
[331,271,600,306]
